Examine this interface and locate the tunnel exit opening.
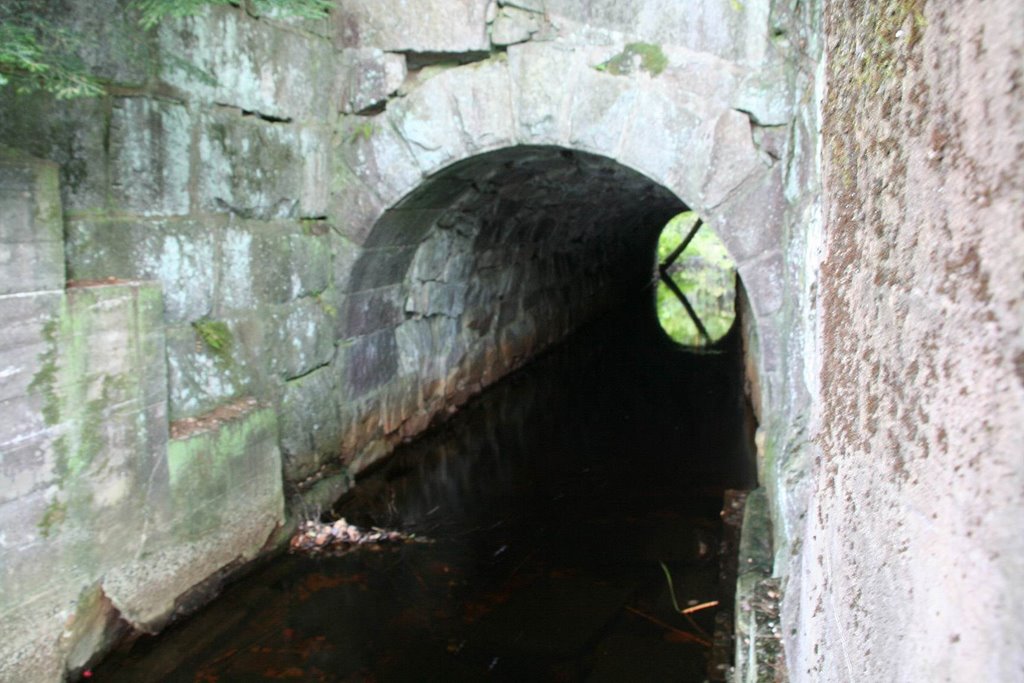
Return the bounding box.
[654,212,739,349]
[332,143,765,494]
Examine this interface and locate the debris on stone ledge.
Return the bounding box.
[288,518,429,555]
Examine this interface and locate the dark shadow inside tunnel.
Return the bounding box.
[94,292,759,680]
[333,146,747,478]
[94,149,762,680]
[85,144,763,680]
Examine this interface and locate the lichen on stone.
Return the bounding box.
[38,498,67,538]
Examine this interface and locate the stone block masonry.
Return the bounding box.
[0,0,804,678]
[0,151,285,681]
[6,1,1015,682]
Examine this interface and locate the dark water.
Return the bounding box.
[96,300,756,682]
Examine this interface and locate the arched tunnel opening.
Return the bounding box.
[97,146,760,680]
[333,145,693,473]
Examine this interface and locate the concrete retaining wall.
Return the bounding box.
[791,1,1024,680]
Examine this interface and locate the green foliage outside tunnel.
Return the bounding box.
[0,0,331,98]
[655,212,737,347]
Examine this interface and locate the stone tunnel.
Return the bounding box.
[0,0,1021,681]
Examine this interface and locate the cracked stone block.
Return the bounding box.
[701,108,763,208]
[340,48,407,114]
[159,5,336,121]
[66,218,218,324]
[198,111,329,219]
[266,298,336,381]
[0,150,64,295]
[491,6,542,46]
[733,65,794,126]
[336,0,490,52]
[279,365,342,481]
[109,98,191,217]
[711,166,785,263]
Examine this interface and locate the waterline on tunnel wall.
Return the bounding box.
[655,212,737,347]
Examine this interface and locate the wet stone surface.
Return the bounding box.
[95,301,756,681]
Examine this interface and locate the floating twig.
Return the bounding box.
[682,600,719,615]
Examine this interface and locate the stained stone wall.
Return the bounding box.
[0,149,284,682]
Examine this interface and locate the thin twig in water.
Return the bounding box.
[659,561,713,640]
[682,600,719,614]
[623,606,712,647]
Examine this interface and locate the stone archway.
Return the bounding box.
[330,43,788,469]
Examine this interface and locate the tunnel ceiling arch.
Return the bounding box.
[338,146,686,470]
[331,43,790,400]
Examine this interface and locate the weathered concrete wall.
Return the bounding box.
[787,1,1024,680]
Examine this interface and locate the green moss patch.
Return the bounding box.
[193,319,233,360]
[596,42,668,77]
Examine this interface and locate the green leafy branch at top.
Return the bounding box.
[0,0,333,98]
[0,5,104,99]
[135,0,333,29]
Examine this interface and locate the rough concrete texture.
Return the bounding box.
[0,280,168,681]
[791,1,1024,680]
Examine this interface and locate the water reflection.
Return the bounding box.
[96,298,756,682]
